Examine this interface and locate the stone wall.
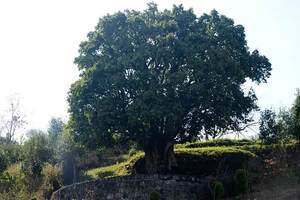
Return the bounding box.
[51,175,213,200]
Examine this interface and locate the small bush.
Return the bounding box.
[42,163,62,192]
[0,172,30,199]
[234,169,248,194]
[129,147,138,157]
[22,134,53,177]
[212,181,224,200]
[0,143,22,165]
[150,190,160,200]
[0,150,8,174]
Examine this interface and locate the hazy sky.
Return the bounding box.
[0,0,299,138]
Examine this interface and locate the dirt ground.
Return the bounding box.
[238,172,300,200]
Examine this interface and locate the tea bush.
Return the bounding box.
[234,169,248,194]
[212,181,225,200]
[150,190,160,200]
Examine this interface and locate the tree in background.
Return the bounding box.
[47,117,65,163]
[22,134,52,177]
[0,95,26,142]
[291,89,300,139]
[276,107,293,141]
[259,108,278,144]
[259,89,300,144]
[68,3,271,173]
[26,129,45,139]
[55,129,83,185]
[48,117,64,146]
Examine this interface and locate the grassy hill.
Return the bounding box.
[75,139,300,199]
[80,139,299,181]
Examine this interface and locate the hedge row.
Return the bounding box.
[175,139,257,149]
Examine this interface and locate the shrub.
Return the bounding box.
[22,134,53,177]
[0,150,8,174]
[150,190,160,200]
[0,143,22,165]
[0,172,29,199]
[172,147,255,176]
[234,169,248,194]
[0,172,15,192]
[129,146,138,157]
[212,181,224,200]
[175,139,256,149]
[42,163,62,193]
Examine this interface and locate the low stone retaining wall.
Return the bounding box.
[51,175,212,200]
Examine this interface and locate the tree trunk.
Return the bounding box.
[144,142,177,174]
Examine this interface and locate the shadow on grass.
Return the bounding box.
[78,171,94,182]
[97,171,114,179]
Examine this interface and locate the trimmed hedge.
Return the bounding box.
[173,147,255,176]
[175,139,257,149]
[133,147,256,176]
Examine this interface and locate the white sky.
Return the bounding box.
[0,0,299,139]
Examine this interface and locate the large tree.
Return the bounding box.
[68,3,271,173]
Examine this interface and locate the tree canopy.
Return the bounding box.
[68,3,271,173]
[291,89,300,138]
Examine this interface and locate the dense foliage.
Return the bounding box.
[22,134,53,176]
[259,108,278,144]
[259,89,300,144]
[291,89,300,138]
[68,3,271,173]
[0,150,8,174]
[0,118,67,199]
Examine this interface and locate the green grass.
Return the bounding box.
[83,152,144,180]
[81,139,299,180]
[82,146,256,180]
[175,139,258,149]
[175,146,256,157]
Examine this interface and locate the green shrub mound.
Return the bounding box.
[237,141,298,159]
[150,190,160,200]
[173,148,255,176]
[133,147,256,176]
[212,181,225,200]
[175,139,256,149]
[234,169,248,194]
